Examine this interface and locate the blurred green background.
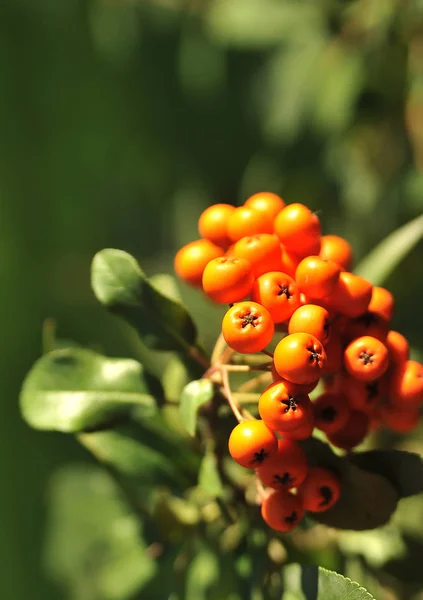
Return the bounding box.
[1,0,423,598]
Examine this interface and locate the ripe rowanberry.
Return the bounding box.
[270,366,319,395]
[288,304,331,345]
[198,203,235,248]
[258,381,312,432]
[261,489,304,532]
[251,271,301,323]
[222,302,274,354]
[227,206,274,242]
[202,256,254,303]
[342,313,389,344]
[368,286,394,322]
[326,409,370,450]
[391,360,423,406]
[344,335,389,382]
[244,192,285,218]
[257,438,308,490]
[282,416,315,440]
[379,403,421,433]
[385,330,409,366]
[320,328,343,376]
[295,256,341,300]
[342,374,386,414]
[313,393,350,435]
[274,333,327,385]
[174,239,223,287]
[297,467,341,513]
[232,234,283,278]
[319,234,353,271]
[228,420,278,469]
[274,203,321,256]
[326,272,373,318]
[280,246,302,278]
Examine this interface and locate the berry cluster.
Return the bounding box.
[174,192,423,532]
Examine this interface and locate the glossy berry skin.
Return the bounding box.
[228,420,278,469]
[385,330,409,366]
[281,246,302,278]
[380,403,420,433]
[391,360,423,406]
[320,328,343,375]
[270,366,319,395]
[258,381,312,432]
[342,374,386,414]
[344,336,389,382]
[251,271,301,323]
[274,203,321,256]
[295,256,341,300]
[282,417,315,440]
[244,192,285,218]
[274,333,327,385]
[202,256,254,303]
[368,286,394,322]
[233,234,283,277]
[174,239,224,287]
[257,438,308,490]
[227,206,274,242]
[313,393,350,435]
[327,272,373,318]
[222,302,274,354]
[198,203,235,248]
[319,234,353,271]
[261,489,304,532]
[298,467,341,513]
[327,410,369,450]
[288,304,331,345]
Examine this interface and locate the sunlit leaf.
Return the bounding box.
[20,348,157,433]
[185,547,220,600]
[198,450,224,498]
[282,564,374,599]
[180,378,214,436]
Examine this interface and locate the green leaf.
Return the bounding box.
[91,249,198,351]
[20,348,157,433]
[198,450,224,498]
[150,272,183,302]
[44,464,157,600]
[300,439,398,530]
[349,449,423,498]
[354,213,423,285]
[185,547,220,600]
[180,379,214,436]
[282,564,374,599]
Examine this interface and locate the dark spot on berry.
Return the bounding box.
[359,351,373,365]
[273,472,295,487]
[323,319,330,333]
[308,347,321,363]
[251,448,268,465]
[320,406,337,422]
[319,485,333,507]
[282,396,298,413]
[284,511,298,525]
[358,312,377,328]
[241,313,259,328]
[365,381,379,401]
[277,284,291,299]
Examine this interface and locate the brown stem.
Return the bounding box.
[236,372,272,393]
[221,367,244,423]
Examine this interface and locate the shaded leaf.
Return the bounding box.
[91,249,197,351]
[337,524,406,568]
[355,213,423,285]
[44,464,156,600]
[163,354,192,404]
[349,449,423,498]
[20,348,157,433]
[282,564,374,599]
[150,273,182,302]
[300,438,398,530]
[180,378,214,436]
[185,547,220,600]
[198,450,224,498]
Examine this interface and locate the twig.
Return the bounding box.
[211,332,228,365]
[236,372,272,393]
[221,367,244,423]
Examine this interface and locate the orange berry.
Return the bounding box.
[297,467,341,513]
[342,313,389,344]
[380,403,420,433]
[222,301,274,354]
[320,328,343,375]
[385,330,409,366]
[174,239,224,287]
[258,381,312,432]
[244,192,285,218]
[319,234,353,271]
[368,286,394,322]
[228,420,278,469]
[344,336,389,382]
[327,272,373,318]
[251,271,301,323]
[327,410,369,450]
[342,374,386,413]
[313,393,350,435]
[282,416,315,440]
[295,256,341,300]
[270,366,319,395]
[227,206,274,242]
[257,438,308,490]
[274,333,327,385]
[274,203,321,255]
[288,304,331,345]
[198,203,235,247]
[391,360,423,407]
[232,234,283,277]
[280,246,302,278]
[202,256,254,303]
[261,489,304,532]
